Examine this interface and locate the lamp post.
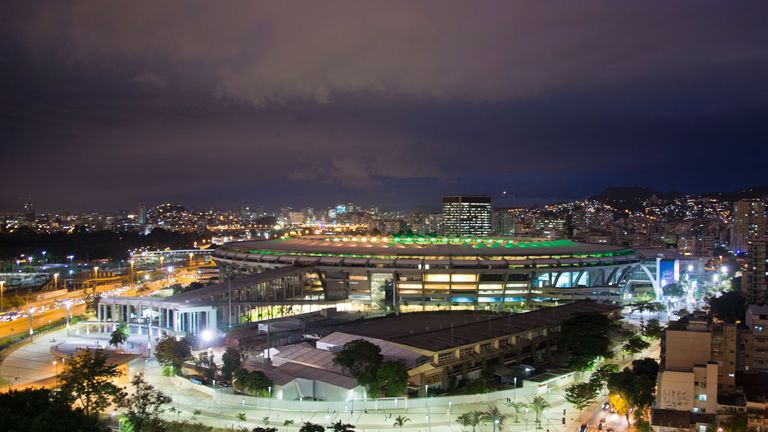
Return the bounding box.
[28,306,36,336]
[54,273,59,290]
[0,280,5,313]
[493,419,500,432]
[514,376,518,399]
[93,266,99,279]
[53,360,58,387]
[425,385,431,432]
[525,408,529,432]
[166,266,173,288]
[65,300,72,335]
[129,260,135,288]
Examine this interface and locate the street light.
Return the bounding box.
[53,360,58,387]
[28,307,36,335]
[65,300,72,335]
[0,280,5,313]
[129,260,135,288]
[93,266,99,279]
[54,273,59,290]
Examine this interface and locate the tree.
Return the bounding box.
[123,373,172,432]
[646,302,666,320]
[58,348,125,416]
[333,339,382,392]
[558,312,614,370]
[0,388,109,432]
[252,428,278,432]
[506,401,527,423]
[528,396,550,429]
[236,412,247,424]
[628,300,653,325]
[233,368,273,397]
[375,360,408,396]
[299,422,326,432]
[221,346,243,381]
[589,363,619,388]
[641,319,663,340]
[608,393,630,423]
[329,420,356,432]
[606,359,659,423]
[193,351,217,381]
[393,415,410,430]
[565,382,600,413]
[662,283,684,298]
[675,308,690,319]
[109,323,129,349]
[154,336,192,374]
[708,291,747,323]
[456,411,483,432]
[481,405,506,431]
[622,335,650,356]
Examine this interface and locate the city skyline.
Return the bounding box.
[2,1,768,212]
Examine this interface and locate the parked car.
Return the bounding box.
[579,424,588,432]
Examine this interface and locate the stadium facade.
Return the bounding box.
[98,236,657,335]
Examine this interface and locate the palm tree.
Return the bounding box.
[481,405,507,432]
[393,415,410,430]
[456,413,474,432]
[506,401,527,423]
[529,396,551,429]
[457,411,483,432]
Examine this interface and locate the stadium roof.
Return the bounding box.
[217,236,634,259]
[329,301,621,352]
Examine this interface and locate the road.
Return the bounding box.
[0,266,202,342]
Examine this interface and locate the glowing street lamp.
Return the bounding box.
[93,266,99,279]
[65,300,72,335]
[53,273,59,290]
[0,280,4,312]
[166,266,174,288]
[28,307,36,335]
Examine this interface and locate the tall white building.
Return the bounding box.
[441,196,492,237]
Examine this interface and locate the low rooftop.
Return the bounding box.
[332,301,620,352]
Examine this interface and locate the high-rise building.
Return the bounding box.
[730,198,765,253]
[138,202,147,225]
[441,196,492,237]
[743,304,768,372]
[652,313,724,430]
[742,238,768,304]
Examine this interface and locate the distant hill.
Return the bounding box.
[589,187,681,211]
[702,186,768,202]
[590,186,768,212]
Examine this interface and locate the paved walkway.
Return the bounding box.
[1,327,659,432]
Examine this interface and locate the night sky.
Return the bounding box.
[1,1,768,212]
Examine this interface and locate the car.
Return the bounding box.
[579,424,588,432]
[602,402,611,410]
[606,428,615,432]
[597,419,605,430]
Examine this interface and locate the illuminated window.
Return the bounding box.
[451,274,478,282]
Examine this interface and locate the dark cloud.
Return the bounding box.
[1,1,767,211]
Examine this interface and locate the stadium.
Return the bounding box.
[212,236,641,306]
[98,236,650,335]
